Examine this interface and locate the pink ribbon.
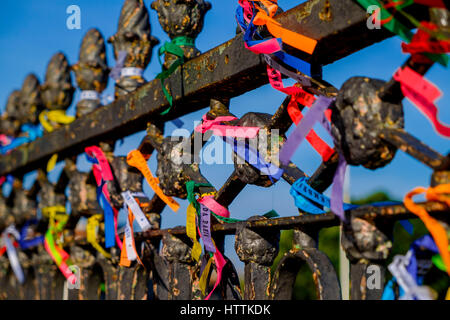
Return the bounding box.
[0,134,11,146]
[245,38,282,54]
[85,146,123,250]
[393,66,450,138]
[195,114,260,139]
[205,248,227,300]
[198,195,230,218]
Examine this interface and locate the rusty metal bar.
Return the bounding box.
[136,201,448,240]
[0,0,426,177]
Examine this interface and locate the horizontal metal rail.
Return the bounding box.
[136,201,449,240]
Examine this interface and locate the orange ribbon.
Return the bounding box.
[404,184,450,276]
[119,205,144,267]
[251,3,317,55]
[127,150,180,212]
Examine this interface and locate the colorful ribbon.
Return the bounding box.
[224,136,284,181]
[404,184,450,276]
[393,66,450,138]
[86,214,112,259]
[356,0,448,66]
[186,203,202,262]
[2,225,25,284]
[402,22,450,55]
[18,219,44,250]
[126,150,180,212]
[156,36,195,111]
[195,114,260,139]
[43,208,77,285]
[0,124,43,154]
[119,203,144,267]
[279,96,335,166]
[85,146,122,249]
[121,191,151,232]
[39,110,75,133]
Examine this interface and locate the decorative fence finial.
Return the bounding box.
[108,0,159,98]
[0,90,22,138]
[330,77,404,169]
[151,0,211,69]
[18,74,43,126]
[40,52,75,133]
[72,28,109,117]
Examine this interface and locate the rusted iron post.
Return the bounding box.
[151,0,211,68]
[341,214,392,300]
[0,90,22,141]
[9,179,37,227]
[108,0,159,98]
[158,233,199,300]
[17,74,43,128]
[40,52,75,132]
[67,245,97,300]
[31,247,65,300]
[235,216,279,300]
[270,228,341,300]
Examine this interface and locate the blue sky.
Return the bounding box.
[0,1,449,268]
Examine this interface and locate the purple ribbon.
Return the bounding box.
[200,204,216,253]
[109,50,127,81]
[330,153,348,222]
[279,96,335,166]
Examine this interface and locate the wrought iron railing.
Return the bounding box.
[0,0,448,300]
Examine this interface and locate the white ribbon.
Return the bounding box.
[124,218,137,261]
[3,225,25,284]
[121,191,151,232]
[80,90,101,101]
[388,251,433,300]
[121,67,144,78]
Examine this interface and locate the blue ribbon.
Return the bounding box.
[223,136,284,182]
[86,154,116,248]
[0,124,43,154]
[235,5,312,77]
[19,219,44,250]
[290,177,357,214]
[291,177,416,236]
[382,235,438,300]
[407,235,439,282]
[96,183,116,248]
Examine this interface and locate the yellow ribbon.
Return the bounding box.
[87,214,112,259]
[199,257,213,295]
[43,206,69,247]
[47,153,58,172]
[39,110,75,133]
[186,203,202,262]
[126,150,180,212]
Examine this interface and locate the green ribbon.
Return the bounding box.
[156,36,195,114]
[185,181,279,224]
[355,0,448,66]
[44,213,70,266]
[432,245,450,272]
[185,181,213,214]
